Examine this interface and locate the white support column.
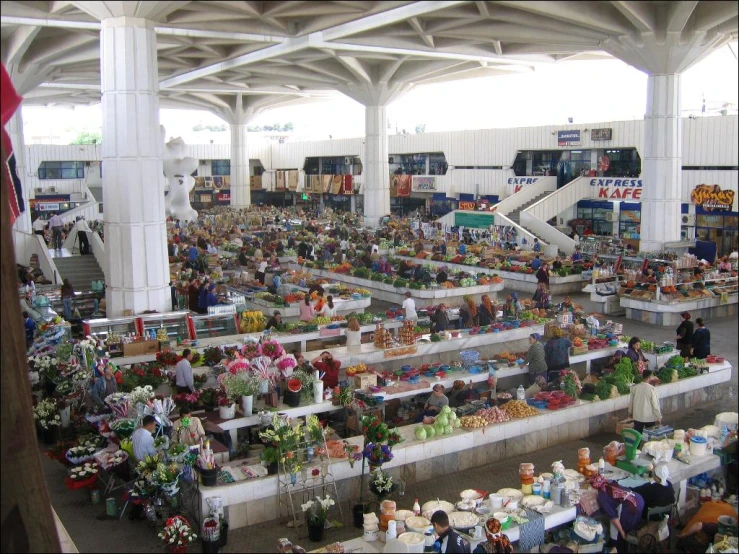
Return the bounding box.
[100,17,169,316]
[230,123,250,208]
[9,109,31,234]
[640,73,683,252]
[363,105,390,228]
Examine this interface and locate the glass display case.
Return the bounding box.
[190,313,239,339]
[138,311,192,341]
[83,317,139,342]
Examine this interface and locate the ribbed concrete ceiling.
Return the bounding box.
[1,1,736,116]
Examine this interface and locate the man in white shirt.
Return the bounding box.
[340,239,348,252]
[629,370,662,434]
[402,291,418,322]
[175,349,195,394]
[48,212,64,250]
[75,216,91,254]
[132,415,158,462]
[32,216,47,241]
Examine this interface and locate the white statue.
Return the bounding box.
[162,128,199,222]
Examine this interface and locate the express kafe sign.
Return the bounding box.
[589,178,643,200]
[508,176,540,194]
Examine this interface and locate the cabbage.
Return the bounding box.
[425,425,436,438]
[453,419,461,428]
[415,426,427,441]
[442,405,452,414]
[436,415,449,427]
[448,411,457,420]
[434,422,445,435]
[444,425,453,435]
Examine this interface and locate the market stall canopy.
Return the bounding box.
[4,2,734,114]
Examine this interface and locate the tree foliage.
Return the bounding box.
[70,130,102,144]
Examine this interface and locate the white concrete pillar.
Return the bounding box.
[640,74,682,252]
[363,105,390,228]
[230,123,250,208]
[9,109,31,234]
[100,17,169,316]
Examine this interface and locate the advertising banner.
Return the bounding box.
[459,201,476,210]
[690,184,735,212]
[411,176,436,192]
[508,176,541,195]
[591,128,613,141]
[454,211,495,229]
[557,130,581,146]
[587,178,643,200]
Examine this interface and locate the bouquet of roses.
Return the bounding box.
[241,342,260,360]
[158,516,197,548]
[68,462,99,481]
[202,346,225,367]
[250,356,278,387]
[96,449,129,470]
[105,392,130,418]
[258,339,284,361]
[276,353,297,378]
[66,442,99,464]
[173,391,200,407]
[156,351,181,366]
[226,356,250,375]
[29,354,59,374]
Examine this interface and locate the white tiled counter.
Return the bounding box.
[393,255,587,295]
[620,295,738,326]
[198,362,731,529]
[242,296,371,320]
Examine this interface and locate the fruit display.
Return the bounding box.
[384,345,417,357]
[254,292,286,306]
[283,293,305,303]
[345,363,369,376]
[309,316,332,325]
[501,400,539,418]
[399,321,416,346]
[239,311,266,333]
[330,315,346,322]
[374,323,393,348]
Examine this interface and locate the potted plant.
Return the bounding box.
[216,389,236,420]
[301,495,335,542]
[197,388,218,411]
[261,446,280,475]
[158,515,197,553]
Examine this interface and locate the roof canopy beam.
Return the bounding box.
[610,1,656,33]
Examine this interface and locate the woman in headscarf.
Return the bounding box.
[524,333,547,386]
[562,295,575,313]
[473,518,513,554]
[676,312,694,357]
[478,294,495,326]
[447,380,468,408]
[631,463,675,520]
[460,295,479,328]
[590,474,645,552]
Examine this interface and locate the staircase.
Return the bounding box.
[506,192,554,224]
[53,255,105,292]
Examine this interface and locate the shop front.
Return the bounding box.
[691,184,738,257]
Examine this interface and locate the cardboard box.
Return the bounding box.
[123,340,160,357]
[354,374,378,390]
[616,418,634,435]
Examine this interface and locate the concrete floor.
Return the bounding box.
[44,290,738,553]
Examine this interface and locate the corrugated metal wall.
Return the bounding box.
[24,116,737,202]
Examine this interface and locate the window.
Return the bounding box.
[37,161,84,179]
[211,160,231,176]
[389,152,446,175]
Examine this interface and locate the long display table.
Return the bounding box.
[620,294,738,326]
[196,360,733,529]
[288,265,504,305]
[242,295,371,320]
[393,255,587,294]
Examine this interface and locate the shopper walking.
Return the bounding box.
[524,333,548,386]
[692,318,711,359]
[536,263,550,286]
[675,312,694,357]
[402,291,418,322]
[32,215,47,242]
[628,369,662,433]
[60,278,75,320]
[544,327,572,382]
[48,212,64,250]
[75,216,91,254]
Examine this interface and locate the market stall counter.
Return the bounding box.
[196,362,732,529]
[242,295,371,321]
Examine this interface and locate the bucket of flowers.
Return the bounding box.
[241,342,260,360]
[66,440,100,465]
[109,418,137,440]
[259,339,284,361]
[363,443,394,472]
[368,469,398,501]
[33,398,61,443]
[301,495,335,542]
[152,461,182,496]
[97,449,131,480]
[202,346,225,367]
[158,515,198,554]
[65,462,100,490]
[156,351,181,368]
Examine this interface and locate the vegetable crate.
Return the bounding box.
[354,374,378,390]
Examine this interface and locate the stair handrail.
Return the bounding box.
[493,212,547,247]
[12,229,60,284]
[488,177,557,216]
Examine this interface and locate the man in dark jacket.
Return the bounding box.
[431,511,470,553]
[431,304,450,334]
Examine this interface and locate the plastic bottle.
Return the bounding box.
[413,498,421,516]
[517,385,526,400]
[424,530,435,553]
[598,457,605,475]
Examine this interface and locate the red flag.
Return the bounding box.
[1,62,25,224]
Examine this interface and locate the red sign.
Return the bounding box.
[597,187,642,200]
[459,201,476,210]
[216,192,230,202]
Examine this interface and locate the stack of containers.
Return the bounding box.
[520,463,535,494]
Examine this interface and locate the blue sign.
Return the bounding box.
[557,130,581,146]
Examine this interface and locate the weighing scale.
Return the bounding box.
[616,428,651,476]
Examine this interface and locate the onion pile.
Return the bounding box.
[501,400,539,418]
[459,407,510,428]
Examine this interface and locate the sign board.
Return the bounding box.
[411,176,437,192]
[557,130,581,146]
[455,211,495,229]
[216,192,230,202]
[588,178,643,200]
[508,176,541,195]
[591,128,613,141]
[37,202,60,212]
[459,201,477,210]
[690,184,735,212]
